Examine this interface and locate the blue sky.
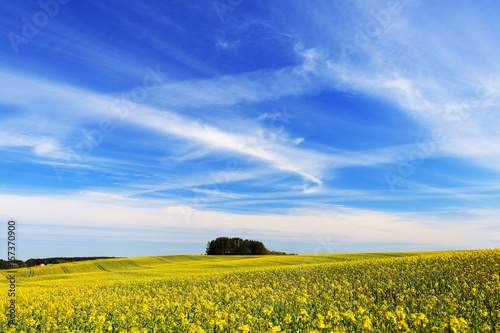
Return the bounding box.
[1,0,500,260]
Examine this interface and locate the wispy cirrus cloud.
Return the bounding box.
[298,1,500,175]
[0,66,418,187]
[0,130,64,159]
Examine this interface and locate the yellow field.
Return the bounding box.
[1,249,499,332]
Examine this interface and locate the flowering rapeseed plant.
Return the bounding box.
[0,249,499,332]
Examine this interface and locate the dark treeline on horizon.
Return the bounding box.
[206,237,297,255]
[0,257,120,269]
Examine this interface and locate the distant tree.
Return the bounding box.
[0,260,10,269]
[25,259,36,267]
[269,251,297,255]
[206,237,270,255]
[1,256,120,269]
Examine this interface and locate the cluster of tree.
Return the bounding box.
[0,257,119,269]
[0,260,25,269]
[269,251,298,255]
[206,237,269,255]
[206,237,297,255]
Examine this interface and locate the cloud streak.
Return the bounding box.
[1,193,497,251]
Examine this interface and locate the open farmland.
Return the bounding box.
[1,249,499,332]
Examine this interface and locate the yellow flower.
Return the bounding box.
[386,311,397,325]
[361,315,372,331]
[239,325,250,333]
[397,320,409,331]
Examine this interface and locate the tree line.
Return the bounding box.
[0,257,119,269]
[206,237,296,255]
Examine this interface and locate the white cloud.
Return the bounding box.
[0,130,64,159]
[189,188,246,197]
[77,191,140,202]
[0,67,344,185]
[0,193,497,249]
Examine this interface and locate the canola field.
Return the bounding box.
[1,249,499,332]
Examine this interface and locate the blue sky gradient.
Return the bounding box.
[1,0,499,259]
